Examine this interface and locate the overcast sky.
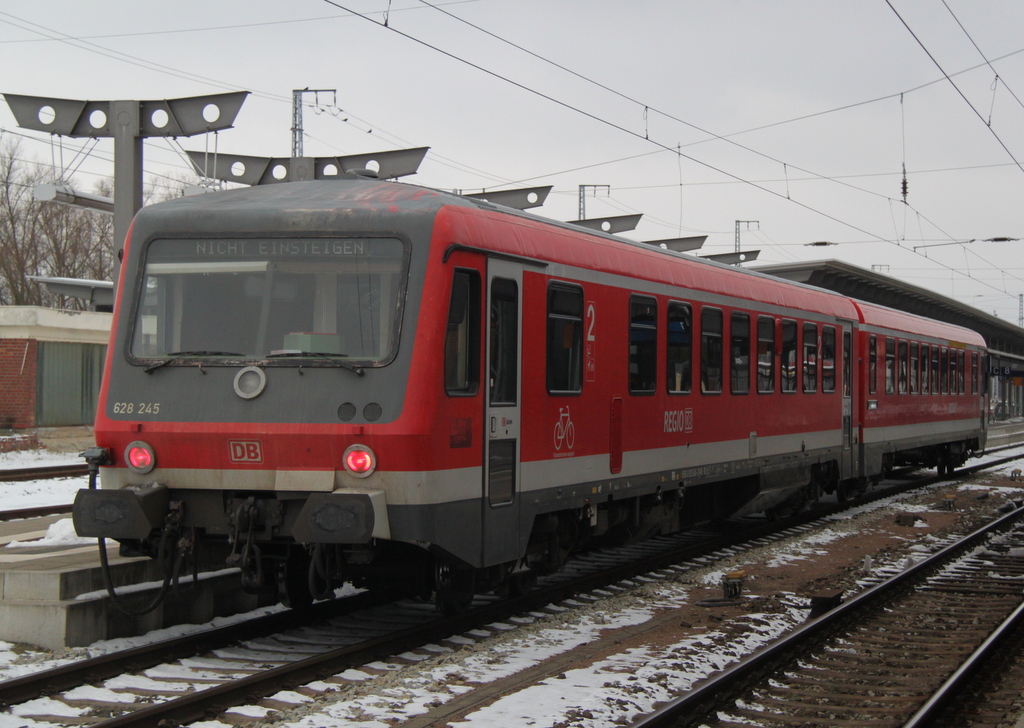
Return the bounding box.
[2,1,1023,322]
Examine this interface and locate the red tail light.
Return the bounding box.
[343,445,376,478]
[125,441,156,474]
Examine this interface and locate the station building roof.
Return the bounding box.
[754,259,1024,361]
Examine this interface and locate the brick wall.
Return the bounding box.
[0,339,37,429]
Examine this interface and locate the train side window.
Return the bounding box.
[757,316,775,394]
[950,349,959,394]
[629,296,657,394]
[802,322,818,393]
[931,345,940,394]
[701,307,724,394]
[921,345,930,394]
[958,350,966,394]
[885,338,896,394]
[869,335,877,395]
[730,312,751,395]
[842,330,852,397]
[666,301,692,394]
[972,351,979,394]
[546,283,584,394]
[940,347,948,394]
[910,342,919,394]
[897,340,908,394]
[822,326,836,393]
[781,319,797,393]
[445,269,481,395]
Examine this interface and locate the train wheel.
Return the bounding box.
[278,548,314,609]
[508,570,536,597]
[435,560,475,615]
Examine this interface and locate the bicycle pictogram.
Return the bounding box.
[553,406,575,451]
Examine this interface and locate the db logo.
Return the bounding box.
[228,440,263,463]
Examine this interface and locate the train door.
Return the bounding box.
[840,322,856,480]
[482,259,522,565]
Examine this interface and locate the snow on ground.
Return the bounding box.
[0,444,88,513]
[5,518,94,548]
[184,579,806,728]
[0,448,83,469]
[0,476,90,511]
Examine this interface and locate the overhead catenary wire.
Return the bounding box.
[1,4,1019,315]
[885,0,1024,176]
[941,0,1024,117]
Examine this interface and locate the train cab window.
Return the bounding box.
[445,269,481,395]
[129,237,408,366]
[802,323,818,393]
[910,343,919,394]
[757,316,775,394]
[958,350,966,393]
[546,283,584,394]
[822,326,836,393]
[897,340,908,394]
[885,338,896,394]
[629,297,657,394]
[940,347,948,394]
[931,346,940,395]
[666,301,692,394]
[869,335,877,395]
[921,345,930,394]
[781,319,798,393]
[701,307,724,394]
[730,312,751,395]
[842,330,852,397]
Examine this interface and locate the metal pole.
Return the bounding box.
[111,100,143,285]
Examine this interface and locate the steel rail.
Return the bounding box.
[0,589,397,709]
[901,598,1024,727]
[629,501,1024,728]
[0,504,72,521]
[0,464,88,482]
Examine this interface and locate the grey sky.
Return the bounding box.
[2,1,1023,320]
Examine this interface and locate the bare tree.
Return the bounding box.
[0,140,116,309]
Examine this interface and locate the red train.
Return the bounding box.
[73,177,987,610]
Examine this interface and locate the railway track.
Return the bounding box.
[1,450,1021,726]
[631,501,1024,728]
[0,463,88,482]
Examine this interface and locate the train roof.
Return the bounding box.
[852,299,986,347]
[136,179,983,344]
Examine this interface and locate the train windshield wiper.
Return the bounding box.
[265,350,364,376]
[143,351,244,373]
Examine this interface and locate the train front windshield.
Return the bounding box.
[130,237,408,364]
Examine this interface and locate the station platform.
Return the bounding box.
[987,418,1024,449]
[0,514,271,649]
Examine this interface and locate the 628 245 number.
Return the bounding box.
[112,402,160,415]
